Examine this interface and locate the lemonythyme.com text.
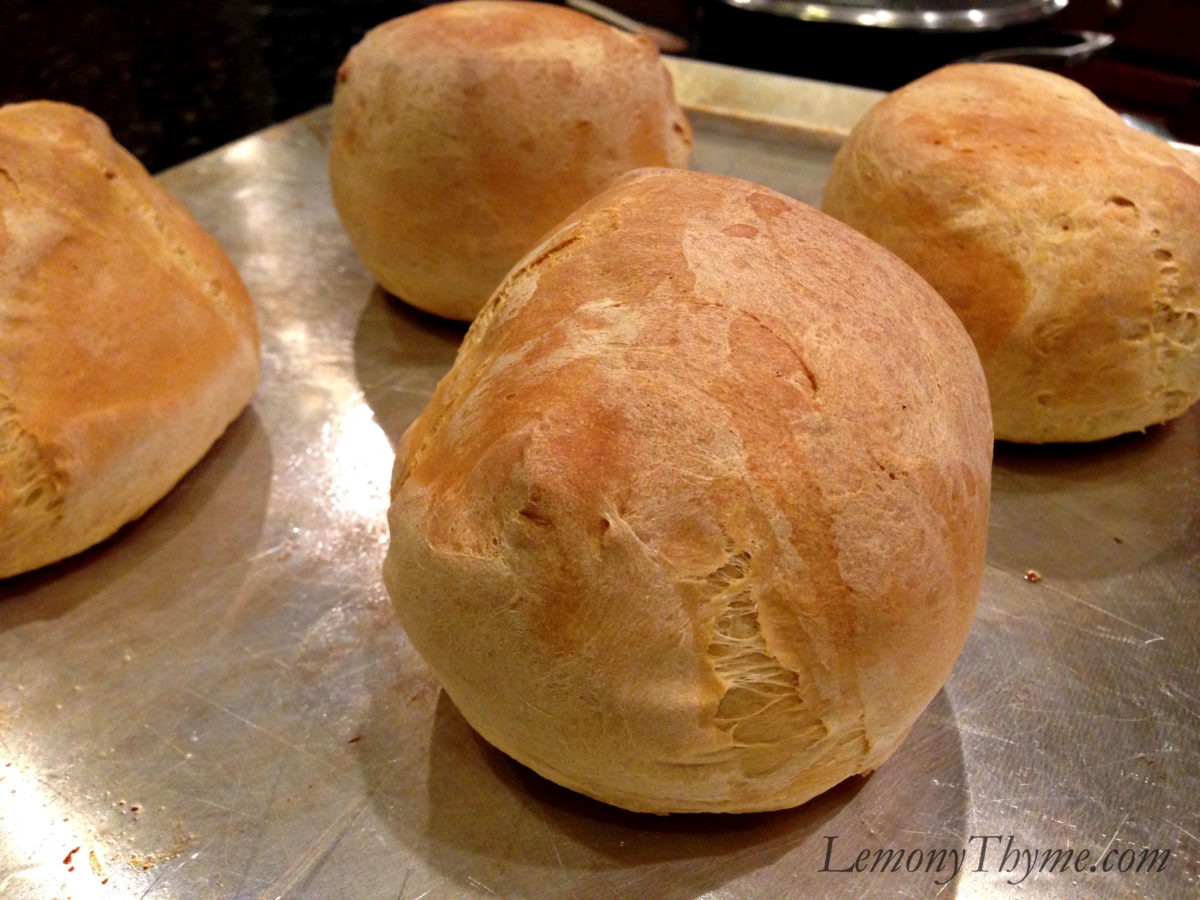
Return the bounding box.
[819,834,1172,886]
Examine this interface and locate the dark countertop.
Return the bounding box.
[3,0,422,173]
[2,0,1197,175]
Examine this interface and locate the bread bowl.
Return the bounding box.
[822,62,1200,443]
[384,167,992,813]
[0,101,260,578]
[329,0,692,321]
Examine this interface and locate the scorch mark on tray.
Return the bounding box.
[179,687,329,768]
[1095,811,1131,865]
[993,571,1167,647]
[1166,820,1198,844]
[256,796,371,898]
[945,724,1020,747]
[166,790,250,818]
[1040,581,1166,646]
[532,792,569,882]
[1160,682,1200,718]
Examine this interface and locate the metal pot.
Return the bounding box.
[693,0,1113,90]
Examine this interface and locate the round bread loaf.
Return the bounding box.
[0,101,260,579]
[328,0,692,322]
[822,62,1200,444]
[384,168,992,813]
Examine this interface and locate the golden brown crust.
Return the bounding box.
[385,168,992,813]
[329,0,692,322]
[0,101,260,578]
[822,62,1200,443]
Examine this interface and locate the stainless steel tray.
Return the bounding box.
[2,57,1196,899]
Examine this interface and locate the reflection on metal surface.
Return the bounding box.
[0,762,99,898]
[0,57,1196,898]
[718,0,1068,31]
[220,137,263,166]
[0,757,153,897]
[324,401,393,521]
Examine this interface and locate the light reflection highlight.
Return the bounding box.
[324,400,394,520]
[0,760,135,897]
[221,138,265,165]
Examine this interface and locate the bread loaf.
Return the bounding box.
[0,101,260,579]
[384,168,992,813]
[822,62,1200,443]
[329,0,692,322]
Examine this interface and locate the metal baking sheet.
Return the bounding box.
[2,57,1197,899]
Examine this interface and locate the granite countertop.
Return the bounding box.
[3,1,1195,173]
[2,0,421,173]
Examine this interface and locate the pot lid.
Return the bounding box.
[713,0,1069,31]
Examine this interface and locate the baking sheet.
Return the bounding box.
[2,57,1197,899]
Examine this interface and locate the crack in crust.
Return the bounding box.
[68,135,243,327]
[399,228,581,484]
[705,548,827,755]
[0,394,67,540]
